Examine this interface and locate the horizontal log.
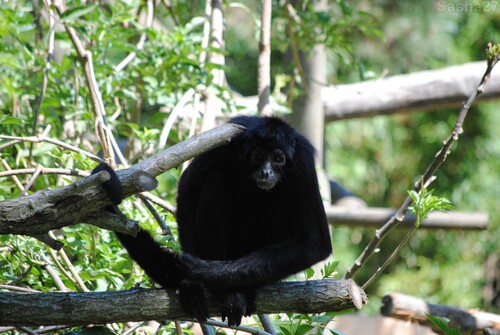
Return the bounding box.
[326,206,488,230]
[0,279,367,326]
[323,61,500,121]
[234,61,500,121]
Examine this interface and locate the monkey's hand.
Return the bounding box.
[178,278,209,323]
[221,292,252,327]
[181,254,257,326]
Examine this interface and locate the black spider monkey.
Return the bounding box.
[93,116,332,326]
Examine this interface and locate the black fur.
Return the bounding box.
[94,116,332,326]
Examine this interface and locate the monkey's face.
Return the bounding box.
[248,147,286,190]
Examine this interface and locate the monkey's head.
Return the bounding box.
[248,146,287,190]
[231,116,307,191]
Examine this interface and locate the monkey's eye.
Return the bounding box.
[271,151,286,165]
[250,149,266,165]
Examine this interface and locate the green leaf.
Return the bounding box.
[408,187,454,226]
[426,314,462,335]
[279,326,293,335]
[296,324,315,335]
[0,116,23,125]
[304,267,315,279]
[321,260,339,278]
[59,5,98,22]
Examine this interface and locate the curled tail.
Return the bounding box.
[92,164,183,288]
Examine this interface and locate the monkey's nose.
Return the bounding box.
[259,170,270,179]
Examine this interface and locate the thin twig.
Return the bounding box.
[346,48,500,280]
[19,165,43,196]
[0,158,25,189]
[0,167,88,178]
[160,88,196,148]
[49,231,89,292]
[186,318,273,335]
[173,320,182,335]
[138,194,173,236]
[39,257,70,292]
[0,134,104,163]
[6,264,33,286]
[180,0,213,168]
[258,314,277,335]
[139,192,176,215]
[47,247,79,288]
[122,322,144,335]
[0,284,40,293]
[199,0,212,68]
[162,0,179,26]
[362,225,418,289]
[0,139,21,151]
[52,2,120,165]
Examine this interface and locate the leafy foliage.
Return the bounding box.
[426,313,462,335]
[408,187,454,226]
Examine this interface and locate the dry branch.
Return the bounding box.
[381,292,500,334]
[0,279,367,326]
[0,123,244,237]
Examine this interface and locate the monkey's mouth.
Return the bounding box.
[255,178,278,191]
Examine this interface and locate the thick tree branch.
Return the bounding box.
[0,123,244,236]
[0,279,367,326]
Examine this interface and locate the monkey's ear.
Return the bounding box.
[286,139,297,158]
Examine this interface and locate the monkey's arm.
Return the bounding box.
[182,232,331,290]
